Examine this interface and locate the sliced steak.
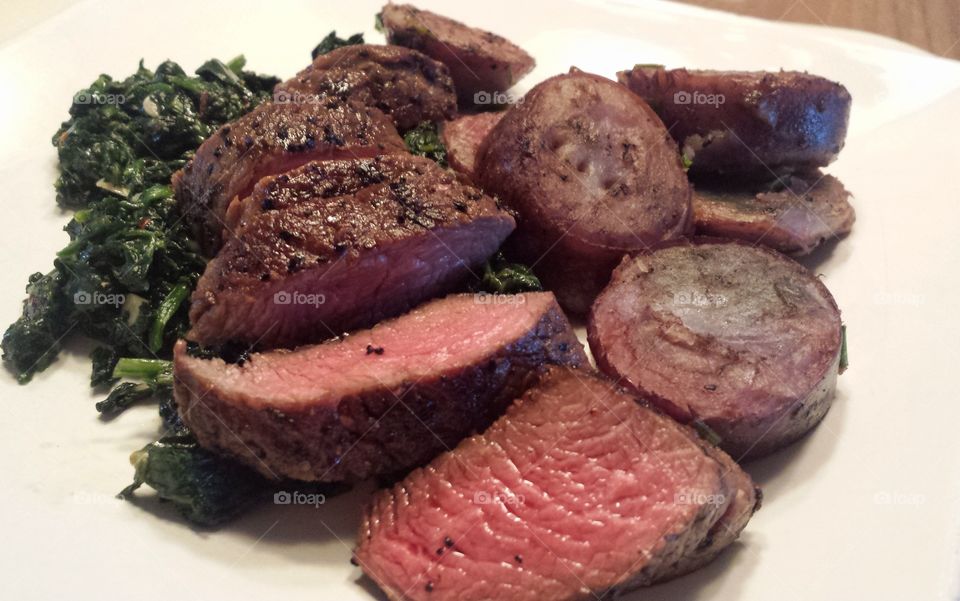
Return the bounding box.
[694,171,856,255]
[658,428,760,580]
[588,238,843,460]
[618,66,851,179]
[173,99,405,255]
[275,44,457,132]
[379,3,536,106]
[441,112,504,180]
[477,70,692,314]
[355,367,756,601]
[189,154,515,349]
[174,292,586,482]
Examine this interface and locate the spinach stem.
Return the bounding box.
[113,358,173,385]
[148,283,190,352]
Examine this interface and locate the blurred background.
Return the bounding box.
[2,0,958,60]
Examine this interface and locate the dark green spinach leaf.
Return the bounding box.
[476,252,543,294]
[5,55,276,383]
[120,433,270,527]
[311,31,365,59]
[403,121,448,167]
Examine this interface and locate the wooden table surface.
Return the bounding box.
[675,0,960,59]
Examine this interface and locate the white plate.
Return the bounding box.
[1,1,959,599]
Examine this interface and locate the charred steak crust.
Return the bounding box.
[588,237,843,460]
[652,425,760,582]
[173,99,405,255]
[618,66,852,179]
[355,367,756,601]
[174,293,587,483]
[188,154,515,349]
[275,44,458,132]
[693,171,856,255]
[440,112,504,181]
[478,69,693,315]
[379,3,536,105]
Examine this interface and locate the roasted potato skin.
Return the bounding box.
[693,171,856,255]
[588,238,843,460]
[477,70,692,314]
[618,67,851,179]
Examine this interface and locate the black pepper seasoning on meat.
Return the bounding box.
[287,255,304,273]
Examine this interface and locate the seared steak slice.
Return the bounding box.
[379,3,536,106]
[189,155,515,349]
[355,367,756,601]
[618,66,851,179]
[441,112,503,181]
[174,292,587,482]
[694,171,855,255]
[478,70,692,314]
[173,99,405,255]
[588,238,843,460]
[275,44,457,132]
[658,426,760,580]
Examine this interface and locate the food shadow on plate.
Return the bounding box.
[354,575,391,601]
[794,233,852,272]
[226,480,373,548]
[625,537,759,601]
[225,482,374,548]
[624,389,848,600]
[745,385,848,490]
[126,478,375,567]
